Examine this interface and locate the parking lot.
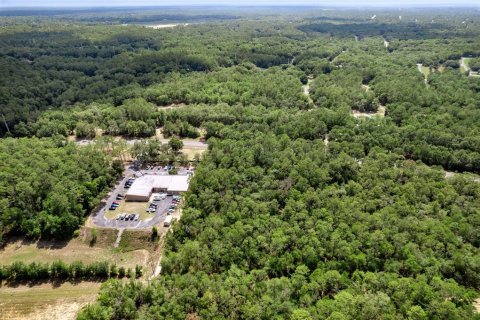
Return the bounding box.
[91,165,188,229]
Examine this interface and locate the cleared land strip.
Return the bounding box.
[0,282,101,320]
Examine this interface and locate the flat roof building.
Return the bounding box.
[126,175,190,201]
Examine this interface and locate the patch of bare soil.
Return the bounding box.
[474,298,480,313]
[352,105,385,118]
[158,103,187,110]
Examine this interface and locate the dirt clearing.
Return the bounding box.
[352,105,386,119]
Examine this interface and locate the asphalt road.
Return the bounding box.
[76,138,207,149]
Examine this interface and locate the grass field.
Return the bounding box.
[182,147,207,160]
[117,229,162,276]
[0,228,149,270]
[104,200,152,221]
[0,282,101,320]
[0,227,163,319]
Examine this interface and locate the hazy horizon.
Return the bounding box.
[2,0,480,8]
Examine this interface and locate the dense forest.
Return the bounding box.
[0,138,122,243]
[1,6,480,320]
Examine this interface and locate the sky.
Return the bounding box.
[1,0,479,7]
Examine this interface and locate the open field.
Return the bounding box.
[0,228,162,319]
[182,146,207,160]
[118,230,162,275]
[0,282,101,320]
[0,228,150,270]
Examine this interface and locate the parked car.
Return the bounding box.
[134,214,139,221]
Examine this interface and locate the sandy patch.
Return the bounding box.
[352,105,385,119]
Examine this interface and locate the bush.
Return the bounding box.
[135,265,143,278]
[119,266,126,278]
[90,228,98,246]
[110,264,118,278]
[151,227,159,241]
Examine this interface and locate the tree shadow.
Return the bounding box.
[1,277,107,289]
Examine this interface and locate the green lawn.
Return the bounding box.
[104,200,151,221]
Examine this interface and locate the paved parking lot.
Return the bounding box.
[98,196,174,229]
[91,166,186,230]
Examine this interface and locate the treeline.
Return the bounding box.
[0,261,142,283]
[0,138,122,243]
